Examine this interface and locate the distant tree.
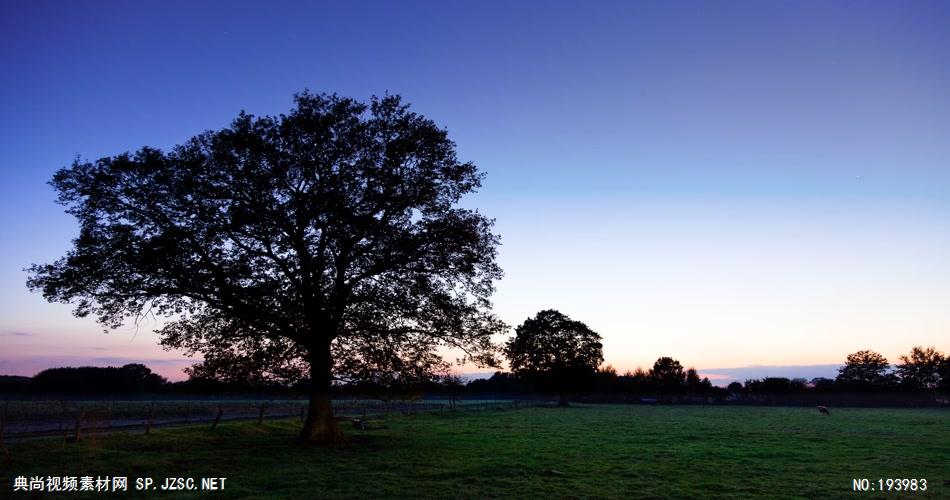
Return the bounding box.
[685,368,701,387]
[629,367,652,387]
[685,367,712,393]
[0,375,31,394]
[505,309,603,406]
[744,377,793,394]
[650,357,686,393]
[763,377,792,393]
[809,377,835,391]
[594,364,621,393]
[26,92,504,444]
[726,381,743,394]
[29,364,167,394]
[835,350,895,390]
[790,378,808,391]
[117,363,169,390]
[442,371,464,408]
[619,368,654,394]
[896,346,945,390]
[169,376,263,395]
[600,364,618,377]
[464,371,526,395]
[940,357,950,391]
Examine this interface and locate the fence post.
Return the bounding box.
[106,401,114,430]
[258,403,266,424]
[300,405,306,423]
[211,407,223,431]
[0,403,6,448]
[60,402,68,446]
[74,410,85,442]
[145,407,154,435]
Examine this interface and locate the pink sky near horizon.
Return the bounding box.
[4,198,947,384]
[0,352,842,386]
[0,315,895,386]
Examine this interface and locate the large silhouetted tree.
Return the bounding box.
[835,349,895,390]
[27,92,505,444]
[505,310,603,406]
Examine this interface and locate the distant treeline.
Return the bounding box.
[2,346,947,401]
[470,346,950,398]
[0,364,292,396]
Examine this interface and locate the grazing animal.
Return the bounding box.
[816,406,831,416]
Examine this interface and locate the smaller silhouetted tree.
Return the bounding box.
[744,377,794,394]
[505,310,603,406]
[835,349,895,391]
[594,364,621,393]
[619,368,654,394]
[685,367,712,394]
[790,378,808,392]
[464,371,526,395]
[939,359,950,392]
[896,346,945,390]
[759,377,792,393]
[726,381,743,394]
[442,372,464,408]
[650,357,686,393]
[810,377,835,391]
[743,379,758,392]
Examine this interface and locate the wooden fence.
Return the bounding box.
[0,399,551,441]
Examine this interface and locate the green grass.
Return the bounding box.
[2,405,948,499]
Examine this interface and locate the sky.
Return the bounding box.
[1,0,948,383]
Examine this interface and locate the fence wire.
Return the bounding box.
[0,399,550,441]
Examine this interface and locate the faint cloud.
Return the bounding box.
[1,331,32,337]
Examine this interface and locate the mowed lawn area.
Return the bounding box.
[2,405,948,499]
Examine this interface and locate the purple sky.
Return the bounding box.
[1,1,948,381]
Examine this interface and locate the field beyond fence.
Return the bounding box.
[0,399,547,441]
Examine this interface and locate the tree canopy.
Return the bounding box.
[504,309,603,406]
[896,346,945,390]
[27,92,505,443]
[29,364,167,394]
[835,349,895,390]
[684,367,713,393]
[650,357,686,393]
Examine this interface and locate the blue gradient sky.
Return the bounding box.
[2,1,948,382]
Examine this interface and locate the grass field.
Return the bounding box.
[2,405,948,499]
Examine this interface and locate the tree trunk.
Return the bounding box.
[300,346,344,444]
[558,392,570,407]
